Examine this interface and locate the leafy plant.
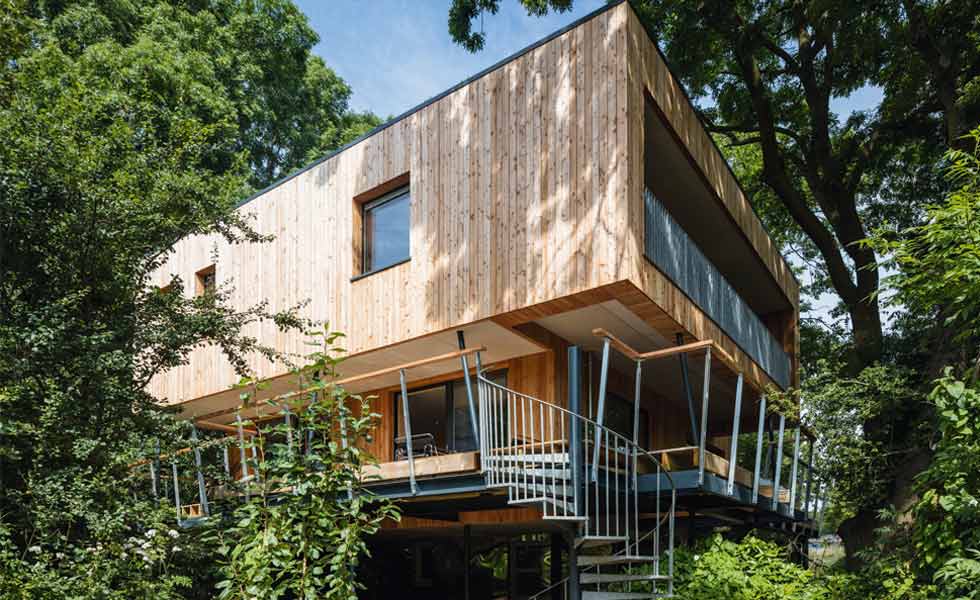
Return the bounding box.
[912,372,980,578]
[671,534,839,600]
[213,328,400,599]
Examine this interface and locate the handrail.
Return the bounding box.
[477,376,677,488]
[592,327,735,372]
[591,328,815,440]
[191,346,487,424]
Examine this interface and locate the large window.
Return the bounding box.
[394,371,506,458]
[362,186,410,273]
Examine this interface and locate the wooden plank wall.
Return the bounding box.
[149,7,633,405]
[151,2,799,409]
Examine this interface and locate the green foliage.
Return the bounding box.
[17,0,381,189]
[935,550,980,600]
[670,534,843,600]
[0,1,378,596]
[912,372,980,582]
[448,0,573,52]
[214,329,399,599]
[874,128,980,354]
[793,362,920,521]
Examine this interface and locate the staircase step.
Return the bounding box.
[543,515,590,522]
[495,452,570,463]
[577,555,656,567]
[580,573,672,584]
[496,466,571,480]
[582,592,657,600]
[507,496,575,514]
[539,496,576,515]
[576,535,628,548]
[524,481,576,498]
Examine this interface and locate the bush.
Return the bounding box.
[672,534,842,600]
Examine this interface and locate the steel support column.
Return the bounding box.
[457,331,480,447]
[676,333,699,446]
[399,368,417,495]
[788,427,802,513]
[191,427,209,517]
[697,348,712,486]
[632,361,643,446]
[592,337,610,482]
[236,412,250,502]
[568,346,583,517]
[752,396,767,504]
[772,415,786,511]
[726,373,744,496]
[804,438,815,519]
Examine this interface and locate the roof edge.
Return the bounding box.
[236,0,627,209]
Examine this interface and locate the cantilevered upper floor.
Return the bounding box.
[149,0,798,421]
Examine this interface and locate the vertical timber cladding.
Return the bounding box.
[620,3,801,388]
[147,6,634,405]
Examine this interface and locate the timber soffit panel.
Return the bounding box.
[232,0,797,301]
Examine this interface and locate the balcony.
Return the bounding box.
[643,189,792,388]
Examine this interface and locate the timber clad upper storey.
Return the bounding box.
[150,0,798,410]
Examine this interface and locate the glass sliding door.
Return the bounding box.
[394,370,506,458]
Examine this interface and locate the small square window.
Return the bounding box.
[362,186,410,273]
[195,265,215,296]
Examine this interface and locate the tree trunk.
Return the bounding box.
[847,294,884,374]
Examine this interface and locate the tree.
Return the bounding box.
[874,128,980,372]
[24,0,381,190]
[0,1,375,595]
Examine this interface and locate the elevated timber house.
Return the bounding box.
[147,2,823,598]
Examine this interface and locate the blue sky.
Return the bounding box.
[296,0,881,120]
[296,0,605,119]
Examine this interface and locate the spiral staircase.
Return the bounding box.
[477,374,676,599]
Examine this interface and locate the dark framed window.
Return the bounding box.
[605,392,650,449]
[394,370,506,458]
[362,186,410,274]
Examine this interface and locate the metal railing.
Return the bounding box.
[592,328,821,522]
[644,189,791,388]
[478,374,676,596]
